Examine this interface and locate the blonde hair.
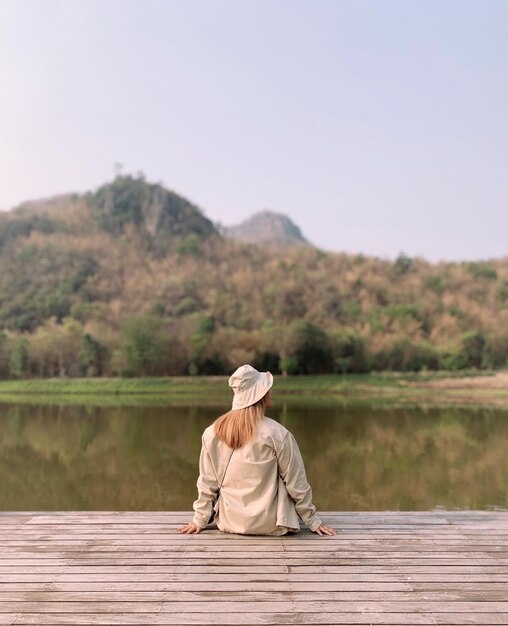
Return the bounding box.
[214,394,268,449]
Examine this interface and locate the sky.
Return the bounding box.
[1,0,507,262]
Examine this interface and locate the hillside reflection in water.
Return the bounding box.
[1,401,507,511]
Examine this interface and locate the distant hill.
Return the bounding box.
[90,176,217,240]
[0,176,218,256]
[15,193,76,216]
[0,173,507,379]
[225,210,310,248]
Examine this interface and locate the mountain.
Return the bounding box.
[15,193,76,216]
[0,174,507,379]
[0,175,218,255]
[90,176,216,240]
[224,210,310,248]
[0,175,220,333]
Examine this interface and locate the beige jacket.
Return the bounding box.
[192,416,323,535]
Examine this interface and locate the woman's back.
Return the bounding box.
[194,416,322,535]
[178,365,336,537]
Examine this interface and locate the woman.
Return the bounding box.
[177,364,336,536]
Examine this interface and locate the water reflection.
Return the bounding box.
[1,401,507,511]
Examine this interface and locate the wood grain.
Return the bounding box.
[1,511,507,625]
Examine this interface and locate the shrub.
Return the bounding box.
[393,253,412,275]
[332,330,368,373]
[496,281,508,306]
[285,321,334,374]
[425,274,446,294]
[459,331,491,369]
[466,262,497,280]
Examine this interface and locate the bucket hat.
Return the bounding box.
[229,364,273,410]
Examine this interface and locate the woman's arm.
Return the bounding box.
[276,430,323,532]
[177,437,218,533]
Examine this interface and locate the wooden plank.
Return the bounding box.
[0,562,508,581]
[2,590,508,601]
[9,613,440,624]
[4,572,508,583]
[4,555,506,568]
[18,515,454,523]
[3,548,508,559]
[2,564,507,574]
[21,520,500,528]
[4,534,508,543]
[4,535,508,544]
[11,558,500,575]
[19,519,459,526]
[433,617,508,626]
[2,580,505,592]
[0,529,501,539]
[7,537,507,546]
[412,582,508,590]
[4,546,507,558]
[1,557,507,569]
[2,531,505,540]
[5,519,508,539]
[4,543,508,553]
[0,582,413,592]
[5,540,508,552]
[0,559,505,568]
[15,520,505,528]
[3,600,508,612]
[0,541,503,555]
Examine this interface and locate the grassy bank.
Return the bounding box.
[0,370,506,407]
[0,370,497,395]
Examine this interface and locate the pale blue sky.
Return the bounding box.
[1,0,507,261]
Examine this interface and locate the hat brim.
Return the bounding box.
[231,371,273,410]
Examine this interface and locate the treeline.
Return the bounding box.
[0,313,502,379]
[0,175,508,378]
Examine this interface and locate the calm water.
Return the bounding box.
[1,400,507,511]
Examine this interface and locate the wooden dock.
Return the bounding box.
[1,511,508,625]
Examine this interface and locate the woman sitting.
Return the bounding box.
[177,364,336,537]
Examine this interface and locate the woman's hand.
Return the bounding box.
[177,521,203,534]
[314,523,337,536]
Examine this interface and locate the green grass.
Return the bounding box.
[0,370,505,409]
[0,372,426,396]
[0,376,226,396]
[0,370,499,393]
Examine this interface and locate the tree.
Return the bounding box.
[121,315,166,376]
[0,332,9,378]
[460,331,491,369]
[26,317,84,377]
[188,316,225,375]
[393,252,412,275]
[285,321,334,375]
[9,337,29,378]
[79,333,106,377]
[332,330,367,374]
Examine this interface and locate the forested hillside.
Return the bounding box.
[1,174,507,378]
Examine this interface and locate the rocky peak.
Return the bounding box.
[90,175,217,240]
[225,210,310,248]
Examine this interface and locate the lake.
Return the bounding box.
[1,399,507,511]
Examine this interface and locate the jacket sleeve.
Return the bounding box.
[276,430,323,532]
[192,437,219,529]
